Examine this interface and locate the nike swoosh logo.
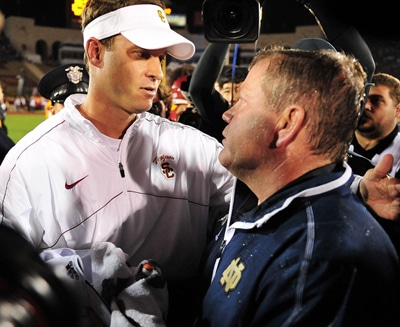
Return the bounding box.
[65,175,88,190]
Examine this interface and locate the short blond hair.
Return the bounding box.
[250,45,367,162]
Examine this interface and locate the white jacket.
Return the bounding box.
[0,94,234,281]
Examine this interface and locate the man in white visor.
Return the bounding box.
[0,1,233,326]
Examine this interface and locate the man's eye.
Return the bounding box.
[369,95,383,106]
[139,52,151,59]
[132,51,151,59]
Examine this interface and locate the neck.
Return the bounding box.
[355,130,385,150]
[242,155,332,205]
[78,103,136,139]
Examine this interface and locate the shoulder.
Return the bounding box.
[138,112,223,146]
[1,114,66,164]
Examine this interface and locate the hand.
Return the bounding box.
[359,154,400,221]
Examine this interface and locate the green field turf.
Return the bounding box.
[5,112,46,143]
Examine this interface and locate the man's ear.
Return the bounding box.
[275,106,305,148]
[86,38,103,65]
[395,102,400,121]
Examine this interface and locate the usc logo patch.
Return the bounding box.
[161,162,175,179]
[153,154,175,180]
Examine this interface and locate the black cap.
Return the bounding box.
[37,64,89,103]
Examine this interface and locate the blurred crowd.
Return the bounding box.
[0,32,22,64]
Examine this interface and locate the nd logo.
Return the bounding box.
[220,257,245,293]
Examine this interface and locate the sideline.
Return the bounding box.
[7,110,45,115]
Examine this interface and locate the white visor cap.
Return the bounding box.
[83,4,195,60]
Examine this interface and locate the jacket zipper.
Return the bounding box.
[119,162,125,178]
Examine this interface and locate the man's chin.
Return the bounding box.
[357,118,372,129]
[357,124,374,133]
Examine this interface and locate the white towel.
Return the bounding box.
[41,242,168,326]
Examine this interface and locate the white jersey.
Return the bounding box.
[370,133,400,177]
[0,94,234,281]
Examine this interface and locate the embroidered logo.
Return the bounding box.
[65,175,88,189]
[157,10,166,23]
[153,155,175,180]
[220,257,245,293]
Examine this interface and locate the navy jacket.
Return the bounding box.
[197,163,400,326]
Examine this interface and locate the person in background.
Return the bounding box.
[196,45,400,327]
[348,72,400,177]
[13,95,27,112]
[0,126,14,164]
[168,74,203,129]
[28,87,47,112]
[0,1,232,325]
[189,43,247,142]
[0,81,15,163]
[37,63,89,118]
[347,72,400,252]
[169,75,192,122]
[148,84,171,118]
[167,63,194,89]
[0,81,8,132]
[215,64,248,107]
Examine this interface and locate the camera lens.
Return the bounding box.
[222,4,243,32]
[202,0,259,41]
[217,0,252,38]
